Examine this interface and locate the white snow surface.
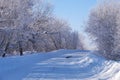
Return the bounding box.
[0,49,120,80]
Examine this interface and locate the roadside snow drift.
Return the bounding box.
[0,50,120,80]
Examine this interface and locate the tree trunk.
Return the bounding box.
[18,41,23,56]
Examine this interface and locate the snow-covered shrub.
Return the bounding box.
[86,0,120,60]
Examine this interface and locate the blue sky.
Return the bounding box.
[48,0,98,32]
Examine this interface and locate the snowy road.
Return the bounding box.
[0,50,120,80]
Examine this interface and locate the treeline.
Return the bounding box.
[0,0,84,57]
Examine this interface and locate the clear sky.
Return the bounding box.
[48,0,98,32]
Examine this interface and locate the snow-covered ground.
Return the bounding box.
[0,49,120,80]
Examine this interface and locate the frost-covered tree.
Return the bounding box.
[0,0,18,28]
[0,0,83,57]
[0,28,14,57]
[86,0,120,60]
